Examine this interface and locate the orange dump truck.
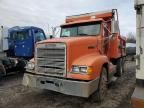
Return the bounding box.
[23,9,126,101]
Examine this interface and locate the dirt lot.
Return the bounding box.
[0,61,135,108]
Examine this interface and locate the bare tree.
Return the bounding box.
[126,32,136,43]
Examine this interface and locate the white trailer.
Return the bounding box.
[131,1,144,108]
[0,26,9,77]
[0,26,19,78]
[0,26,9,53]
[135,0,144,81]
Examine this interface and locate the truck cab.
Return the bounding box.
[0,26,47,77]
[23,9,126,101]
[8,26,46,59]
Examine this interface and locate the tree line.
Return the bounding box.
[126,32,136,43]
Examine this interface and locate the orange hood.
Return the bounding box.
[38,36,100,46]
[37,36,102,72]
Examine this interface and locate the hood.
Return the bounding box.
[37,36,102,72]
[37,36,100,46]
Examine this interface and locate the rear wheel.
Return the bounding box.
[89,68,107,102]
[115,58,124,77]
[122,57,125,73]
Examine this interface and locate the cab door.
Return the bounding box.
[14,29,33,58]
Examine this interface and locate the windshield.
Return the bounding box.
[10,30,29,41]
[61,22,101,37]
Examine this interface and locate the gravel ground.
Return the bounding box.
[0,61,135,108]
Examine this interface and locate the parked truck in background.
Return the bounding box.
[0,26,46,77]
[126,42,136,61]
[8,26,46,59]
[131,0,144,107]
[23,9,126,101]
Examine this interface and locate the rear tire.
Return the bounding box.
[122,58,125,73]
[115,58,124,77]
[89,68,107,102]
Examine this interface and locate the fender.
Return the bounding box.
[70,53,109,80]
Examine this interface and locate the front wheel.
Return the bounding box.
[89,68,107,102]
[0,63,6,79]
[16,59,27,72]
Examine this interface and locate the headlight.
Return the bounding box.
[14,59,18,64]
[25,62,35,70]
[72,65,92,74]
[79,66,87,73]
[72,66,80,72]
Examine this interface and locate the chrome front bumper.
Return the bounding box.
[23,73,99,97]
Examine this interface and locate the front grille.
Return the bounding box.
[36,43,66,77]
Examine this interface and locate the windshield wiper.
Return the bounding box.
[78,33,89,36]
[61,36,69,37]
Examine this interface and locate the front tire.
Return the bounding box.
[16,59,27,72]
[89,68,107,102]
[0,63,6,79]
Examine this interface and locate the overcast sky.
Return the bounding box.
[0,0,135,36]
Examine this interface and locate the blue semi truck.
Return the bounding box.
[0,26,46,77]
[8,26,46,59]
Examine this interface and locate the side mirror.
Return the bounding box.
[111,21,120,34]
